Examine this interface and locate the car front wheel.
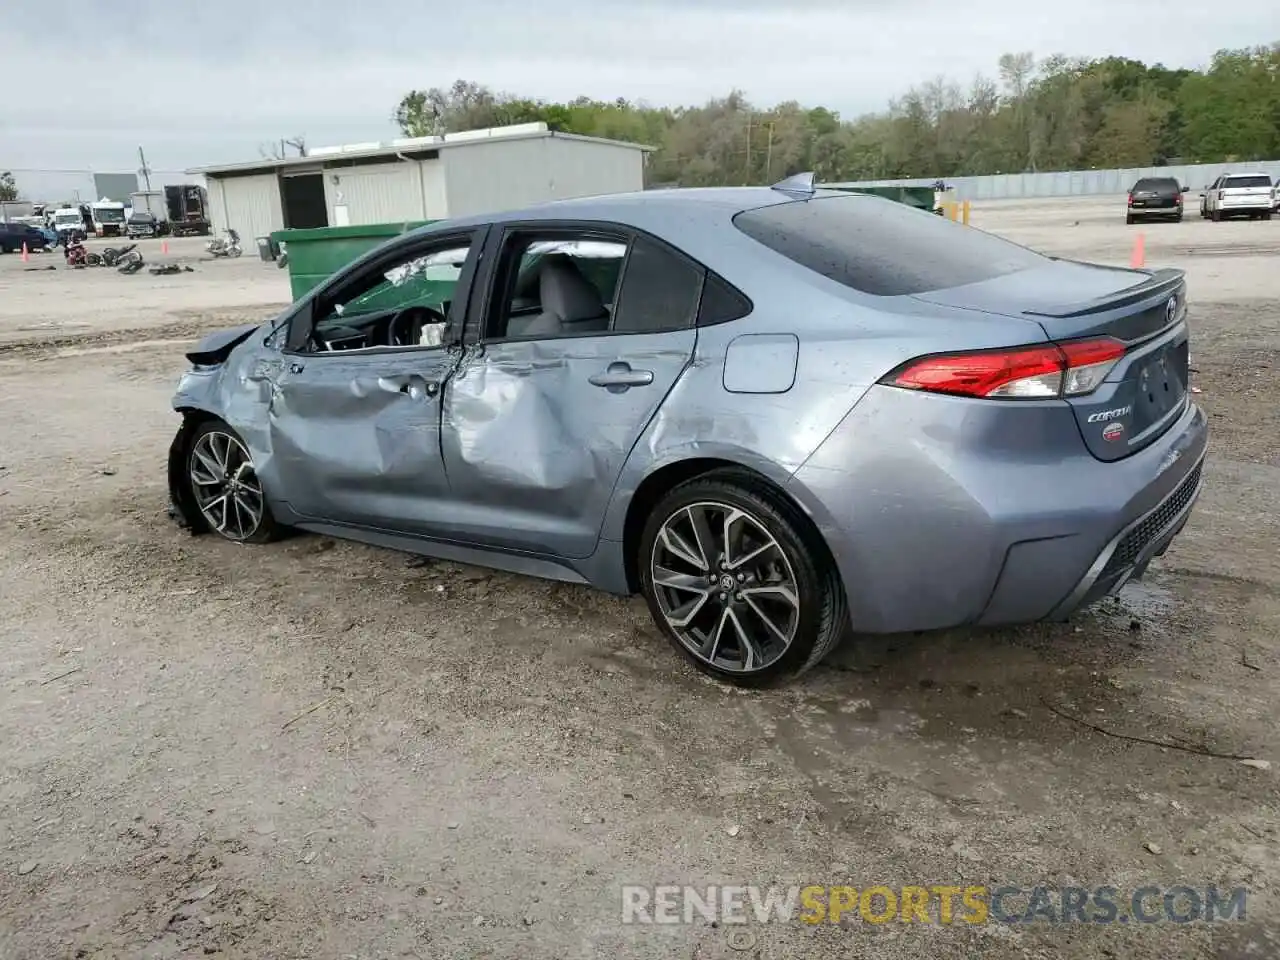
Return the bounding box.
[638,471,847,686]
[186,418,278,543]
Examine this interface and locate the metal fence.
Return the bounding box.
[828,160,1280,201]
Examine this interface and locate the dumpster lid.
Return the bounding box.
[270,220,435,244]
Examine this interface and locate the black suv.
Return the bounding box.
[1126,177,1183,224]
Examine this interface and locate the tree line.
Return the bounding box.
[395,45,1280,186]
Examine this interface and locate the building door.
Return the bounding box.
[281,173,328,229]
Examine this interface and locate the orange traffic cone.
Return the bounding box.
[1129,232,1145,269]
[20,242,29,263]
[161,239,169,255]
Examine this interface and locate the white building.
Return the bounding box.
[188,122,651,239]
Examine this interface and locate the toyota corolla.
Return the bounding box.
[167,175,1207,686]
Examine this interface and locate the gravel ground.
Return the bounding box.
[0,202,1277,960]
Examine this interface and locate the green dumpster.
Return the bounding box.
[270,220,437,301]
[828,185,937,212]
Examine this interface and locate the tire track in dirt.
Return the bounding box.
[0,306,287,359]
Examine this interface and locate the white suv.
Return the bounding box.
[1201,173,1274,221]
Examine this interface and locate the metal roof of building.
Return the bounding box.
[189,123,654,177]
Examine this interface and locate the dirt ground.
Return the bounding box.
[1,203,1277,960]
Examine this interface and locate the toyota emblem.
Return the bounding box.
[1166,296,1178,324]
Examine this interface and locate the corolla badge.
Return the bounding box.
[1102,422,1126,442]
[1087,405,1132,423]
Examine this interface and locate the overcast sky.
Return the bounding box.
[4,0,1276,198]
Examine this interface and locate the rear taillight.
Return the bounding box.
[883,338,1126,400]
[1127,194,1134,206]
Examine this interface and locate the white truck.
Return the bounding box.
[50,207,87,237]
[1201,173,1274,221]
[89,198,128,237]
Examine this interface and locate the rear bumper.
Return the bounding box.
[1129,205,1181,217]
[790,387,1208,634]
[1044,453,1204,618]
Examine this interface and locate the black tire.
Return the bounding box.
[1173,212,1183,222]
[1211,210,1222,222]
[1263,211,1272,221]
[1125,214,1135,225]
[185,418,280,544]
[637,469,848,687]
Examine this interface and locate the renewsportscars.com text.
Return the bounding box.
[621,884,1247,925]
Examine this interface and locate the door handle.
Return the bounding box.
[589,362,654,391]
[375,374,439,400]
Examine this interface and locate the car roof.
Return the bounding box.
[418,186,863,234]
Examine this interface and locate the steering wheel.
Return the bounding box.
[388,305,448,347]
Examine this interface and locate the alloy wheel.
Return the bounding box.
[649,500,801,673]
[188,430,265,541]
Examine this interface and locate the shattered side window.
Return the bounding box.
[342,244,471,316]
[383,248,467,287]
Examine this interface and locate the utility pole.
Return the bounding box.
[744,112,752,185]
[138,146,152,191]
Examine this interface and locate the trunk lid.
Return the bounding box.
[912,261,1190,462]
[1131,188,1177,208]
[1221,185,1272,206]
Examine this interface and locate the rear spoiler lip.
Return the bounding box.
[1024,265,1185,319]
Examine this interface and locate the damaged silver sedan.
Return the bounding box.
[169,176,1207,685]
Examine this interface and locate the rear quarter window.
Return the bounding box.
[1224,175,1272,189]
[733,195,1047,297]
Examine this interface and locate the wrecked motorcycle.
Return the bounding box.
[101,243,139,267]
[64,238,103,268]
[116,248,145,274]
[207,228,242,259]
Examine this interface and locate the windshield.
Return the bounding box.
[54,212,81,224]
[94,208,126,223]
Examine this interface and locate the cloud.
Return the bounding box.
[4,0,1276,197]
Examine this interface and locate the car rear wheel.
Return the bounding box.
[1125,214,1135,225]
[186,419,278,544]
[638,471,847,687]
